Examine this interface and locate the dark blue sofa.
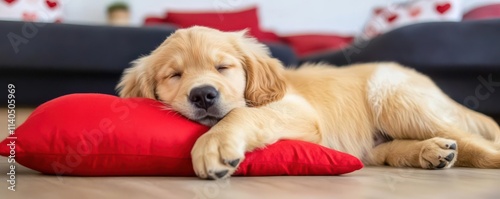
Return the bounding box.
[301,20,500,119]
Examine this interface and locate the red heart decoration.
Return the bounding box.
[45,0,58,9]
[409,7,422,18]
[386,13,398,23]
[3,0,17,5]
[365,25,380,38]
[436,2,451,14]
[22,12,38,22]
[374,7,385,15]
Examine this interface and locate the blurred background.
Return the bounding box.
[1,0,499,32]
[1,0,499,121]
[2,0,500,56]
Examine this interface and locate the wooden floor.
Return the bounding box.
[1,108,499,199]
[0,164,499,199]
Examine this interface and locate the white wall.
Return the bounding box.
[62,0,116,25]
[57,0,500,35]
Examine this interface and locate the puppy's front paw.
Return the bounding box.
[191,131,245,180]
[419,137,457,169]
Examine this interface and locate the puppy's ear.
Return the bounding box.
[233,30,286,107]
[116,56,156,99]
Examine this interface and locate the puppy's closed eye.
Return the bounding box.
[161,72,182,81]
[170,72,182,79]
[216,64,231,72]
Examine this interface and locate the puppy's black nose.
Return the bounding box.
[189,86,219,109]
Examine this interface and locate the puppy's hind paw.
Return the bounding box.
[419,137,457,169]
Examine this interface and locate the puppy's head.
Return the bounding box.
[117,26,286,126]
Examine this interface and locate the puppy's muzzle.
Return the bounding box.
[189,85,219,110]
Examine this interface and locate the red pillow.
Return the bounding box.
[463,4,500,21]
[164,6,279,42]
[281,34,353,57]
[0,94,362,176]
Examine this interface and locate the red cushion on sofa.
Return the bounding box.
[144,16,167,25]
[463,4,500,21]
[282,34,353,57]
[164,6,279,42]
[0,94,363,176]
[259,31,281,43]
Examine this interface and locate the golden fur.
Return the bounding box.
[118,26,500,179]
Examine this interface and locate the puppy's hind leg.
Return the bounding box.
[375,90,500,168]
[459,107,500,147]
[438,131,500,168]
[364,138,458,169]
[368,63,500,168]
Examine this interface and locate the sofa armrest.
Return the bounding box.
[301,20,500,72]
[0,21,177,73]
[265,42,298,67]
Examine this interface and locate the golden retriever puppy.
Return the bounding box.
[117,26,500,179]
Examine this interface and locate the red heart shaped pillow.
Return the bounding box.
[0,94,362,176]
